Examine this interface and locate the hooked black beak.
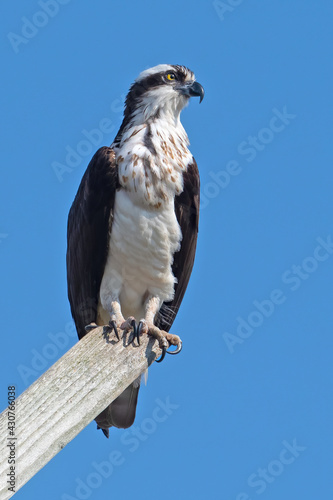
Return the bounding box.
[177,80,205,103]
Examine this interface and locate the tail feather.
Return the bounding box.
[96,425,110,438]
[95,382,140,436]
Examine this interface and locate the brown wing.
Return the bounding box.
[66,146,118,339]
[155,158,200,332]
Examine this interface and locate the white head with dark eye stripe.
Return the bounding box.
[120,64,204,126]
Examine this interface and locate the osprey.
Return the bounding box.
[66,64,204,438]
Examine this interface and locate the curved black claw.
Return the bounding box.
[136,321,145,346]
[166,340,182,356]
[85,322,98,333]
[108,320,120,341]
[155,346,167,363]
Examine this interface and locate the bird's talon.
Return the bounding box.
[85,322,98,333]
[155,336,168,363]
[136,321,145,346]
[108,320,120,340]
[166,340,182,355]
[156,346,166,363]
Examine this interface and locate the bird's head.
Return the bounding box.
[123,64,204,124]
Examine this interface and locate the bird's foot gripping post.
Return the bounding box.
[123,320,182,363]
[137,322,182,363]
[85,320,182,363]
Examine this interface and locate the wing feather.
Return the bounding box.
[66,146,118,339]
[155,158,200,331]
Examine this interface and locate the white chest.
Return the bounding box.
[114,119,192,208]
[99,189,182,319]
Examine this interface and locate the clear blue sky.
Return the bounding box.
[1,1,333,499]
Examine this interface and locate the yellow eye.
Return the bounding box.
[166,72,176,81]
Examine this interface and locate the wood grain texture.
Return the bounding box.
[0,328,161,499]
